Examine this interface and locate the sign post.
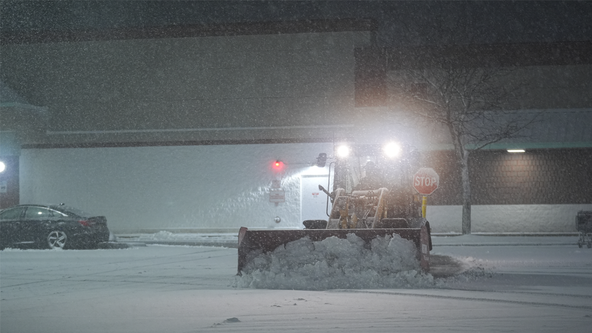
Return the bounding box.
[413,168,440,218]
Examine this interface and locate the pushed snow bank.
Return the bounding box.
[235,233,441,290]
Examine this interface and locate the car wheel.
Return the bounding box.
[47,230,68,249]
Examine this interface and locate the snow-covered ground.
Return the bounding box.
[1,234,592,333]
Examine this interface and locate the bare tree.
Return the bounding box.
[389,61,536,234]
[377,8,542,233]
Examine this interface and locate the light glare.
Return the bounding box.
[336,145,350,158]
[507,149,525,153]
[383,142,402,159]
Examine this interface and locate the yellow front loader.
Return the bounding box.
[238,142,432,274]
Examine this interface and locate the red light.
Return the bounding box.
[273,160,284,170]
[78,220,91,227]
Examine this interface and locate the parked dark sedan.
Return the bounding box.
[0,204,110,250]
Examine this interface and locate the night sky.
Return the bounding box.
[2,1,591,46]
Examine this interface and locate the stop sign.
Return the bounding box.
[413,168,439,195]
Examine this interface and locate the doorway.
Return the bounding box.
[300,175,330,223]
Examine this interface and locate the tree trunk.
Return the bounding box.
[460,148,471,234]
[450,123,472,235]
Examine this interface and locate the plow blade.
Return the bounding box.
[237,225,431,274]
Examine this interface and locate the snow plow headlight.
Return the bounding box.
[335,144,350,159]
[383,142,402,159]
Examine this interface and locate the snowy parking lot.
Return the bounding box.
[1,235,592,333]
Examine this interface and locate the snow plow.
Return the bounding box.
[237,142,433,274]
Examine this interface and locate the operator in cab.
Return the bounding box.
[355,161,384,190]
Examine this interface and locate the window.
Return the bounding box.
[49,209,68,218]
[24,207,51,220]
[0,207,25,220]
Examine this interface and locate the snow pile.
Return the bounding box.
[148,231,178,240]
[236,233,440,290]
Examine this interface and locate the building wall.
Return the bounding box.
[0,155,19,209]
[1,30,371,145]
[470,149,592,205]
[421,148,592,232]
[20,143,333,233]
[507,65,592,110]
[427,204,592,233]
[385,65,592,115]
[20,144,592,234]
[423,148,592,206]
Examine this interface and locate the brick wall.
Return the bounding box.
[419,150,462,205]
[421,148,592,205]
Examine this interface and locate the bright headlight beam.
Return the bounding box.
[335,144,350,159]
[383,142,402,159]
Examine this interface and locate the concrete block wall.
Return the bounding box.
[422,148,592,233]
[427,204,592,233]
[471,149,592,205]
[422,148,592,206]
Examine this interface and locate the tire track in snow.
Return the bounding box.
[341,289,592,310]
[0,247,234,288]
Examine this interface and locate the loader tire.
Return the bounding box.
[409,217,428,229]
[410,217,433,251]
